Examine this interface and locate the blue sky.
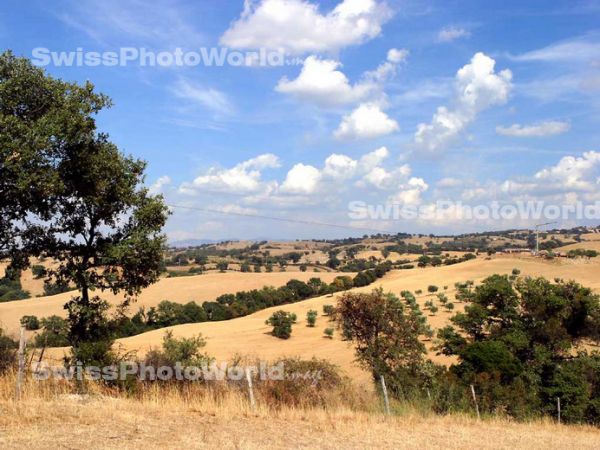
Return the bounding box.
[3,0,600,241]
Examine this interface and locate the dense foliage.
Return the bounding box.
[437,275,600,423]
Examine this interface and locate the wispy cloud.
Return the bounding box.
[171,78,234,117]
[511,34,600,63]
[55,0,204,47]
[496,121,570,137]
[437,25,471,43]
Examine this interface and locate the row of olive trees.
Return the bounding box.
[0,51,169,366]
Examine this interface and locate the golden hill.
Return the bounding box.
[43,255,600,387]
[0,271,346,336]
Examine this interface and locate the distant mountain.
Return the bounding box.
[168,238,228,248]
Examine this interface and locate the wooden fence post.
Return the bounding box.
[557,397,561,424]
[15,325,26,401]
[380,375,390,416]
[470,384,480,420]
[245,367,256,411]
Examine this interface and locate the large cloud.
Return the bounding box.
[276,48,407,107]
[275,56,373,106]
[414,52,512,154]
[220,0,393,55]
[179,153,280,194]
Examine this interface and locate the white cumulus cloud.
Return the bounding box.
[180,153,280,194]
[276,48,407,107]
[275,56,374,106]
[334,103,399,140]
[414,52,512,154]
[220,0,393,55]
[281,163,322,194]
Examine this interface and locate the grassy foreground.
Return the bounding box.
[0,376,598,449]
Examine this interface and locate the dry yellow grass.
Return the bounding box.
[0,377,598,449]
[558,240,600,252]
[41,255,600,387]
[0,271,347,336]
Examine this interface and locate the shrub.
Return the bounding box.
[324,327,334,339]
[257,357,346,408]
[43,280,71,296]
[144,330,212,368]
[427,285,439,293]
[0,329,17,374]
[0,271,29,301]
[306,309,318,327]
[322,304,335,316]
[34,315,69,347]
[31,264,46,279]
[266,310,295,339]
[21,315,40,330]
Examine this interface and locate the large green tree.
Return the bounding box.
[0,51,169,365]
[438,274,600,423]
[335,288,430,395]
[0,51,108,267]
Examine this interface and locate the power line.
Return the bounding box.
[166,203,390,234]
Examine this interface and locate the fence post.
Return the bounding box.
[15,325,26,401]
[557,397,561,424]
[380,375,390,416]
[245,367,256,411]
[470,384,480,420]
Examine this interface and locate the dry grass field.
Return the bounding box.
[1,385,598,449]
[556,240,600,252]
[0,372,598,450]
[2,248,600,448]
[38,254,600,386]
[0,271,347,336]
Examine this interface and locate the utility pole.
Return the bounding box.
[534,222,558,255]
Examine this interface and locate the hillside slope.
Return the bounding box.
[0,271,346,335]
[44,255,600,386]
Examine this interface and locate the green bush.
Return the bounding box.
[43,280,72,296]
[21,315,40,330]
[266,310,296,339]
[322,304,334,316]
[31,264,46,279]
[437,274,600,424]
[34,315,69,347]
[144,330,212,368]
[324,327,334,339]
[0,329,17,374]
[306,309,318,327]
